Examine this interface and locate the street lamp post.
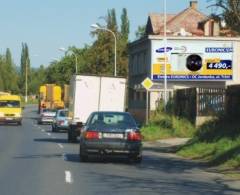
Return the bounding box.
[163,0,168,111]
[90,24,117,77]
[59,47,78,74]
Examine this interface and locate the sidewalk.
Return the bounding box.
[143,138,190,153]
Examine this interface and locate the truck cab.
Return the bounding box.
[0,95,22,125]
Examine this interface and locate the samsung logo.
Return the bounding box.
[205,47,233,53]
[156,47,172,53]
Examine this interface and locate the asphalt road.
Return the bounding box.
[0,105,239,195]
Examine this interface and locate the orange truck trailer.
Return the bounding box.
[38,84,64,113]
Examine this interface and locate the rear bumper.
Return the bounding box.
[0,117,22,123]
[39,117,54,123]
[81,140,142,155]
[56,124,69,130]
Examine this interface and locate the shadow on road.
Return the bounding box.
[34,138,69,144]
[65,153,132,164]
[14,153,63,159]
[88,169,240,195]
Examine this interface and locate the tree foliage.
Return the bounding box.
[19,43,31,94]
[0,49,19,93]
[209,0,240,33]
[135,25,146,39]
[0,8,132,95]
[44,7,130,83]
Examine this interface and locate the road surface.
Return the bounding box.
[0,105,239,195]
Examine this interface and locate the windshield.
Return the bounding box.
[59,110,68,117]
[88,112,137,129]
[42,109,57,113]
[0,100,20,108]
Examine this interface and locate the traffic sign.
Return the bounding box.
[141,77,153,90]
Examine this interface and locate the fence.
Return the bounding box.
[225,85,240,119]
[174,87,226,124]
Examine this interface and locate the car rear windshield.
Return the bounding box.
[43,109,57,113]
[88,112,137,129]
[59,110,68,117]
[0,100,20,108]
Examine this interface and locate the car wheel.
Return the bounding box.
[129,154,142,164]
[17,121,22,126]
[79,146,88,162]
[52,125,56,132]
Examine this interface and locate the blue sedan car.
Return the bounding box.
[52,109,69,132]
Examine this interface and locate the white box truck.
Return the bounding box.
[67,75,127,142]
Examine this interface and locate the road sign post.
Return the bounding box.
[141,77,153,125]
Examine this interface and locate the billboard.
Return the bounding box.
[151,39,233,81]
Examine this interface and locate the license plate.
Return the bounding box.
[103,133,123,139]
[6,118,13,120]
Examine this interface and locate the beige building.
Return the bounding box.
[128,1,240,123]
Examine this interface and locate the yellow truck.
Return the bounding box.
[38,84,64,113]
[0,95,22,125]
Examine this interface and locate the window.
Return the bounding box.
[0,100,20,108]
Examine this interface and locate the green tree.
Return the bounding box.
[5,48,19,93]
[120,8,130,41]
[117,8,130,76]
[19,43,31,95]
[28,65,46,94]
[135,25,146,39]
[0,56,5,91]
[209,0,240,33]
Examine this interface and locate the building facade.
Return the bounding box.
[128,1,240,123]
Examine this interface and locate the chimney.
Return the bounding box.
[190,1,198,10]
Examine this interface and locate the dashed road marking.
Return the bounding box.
[58,144,64,149]
[47,133,51,136]
[41,129,45,132]
[65,171,73,184]
[63,153,67,161]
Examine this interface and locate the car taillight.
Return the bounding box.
[85,131,100,140]
[57,120,64,125]
[127,131,142,141]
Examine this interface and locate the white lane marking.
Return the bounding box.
[63,153,67,161]
[47,133,51,136]
[65,171,73,184]
[41,129,45,132]
[58,144,64,149]
[53,136,57,139]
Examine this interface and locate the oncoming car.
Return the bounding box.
[0,95,22,125]
[52,109,69,132]
[79,111,142,163]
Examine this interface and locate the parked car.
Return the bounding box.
[52,109,69,132]
[38,108,57,124]
[79,111,142,163]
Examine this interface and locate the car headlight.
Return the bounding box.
[0,112,4,117]
[15,113,21,117]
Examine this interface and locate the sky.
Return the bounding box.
[0,0,212,68]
